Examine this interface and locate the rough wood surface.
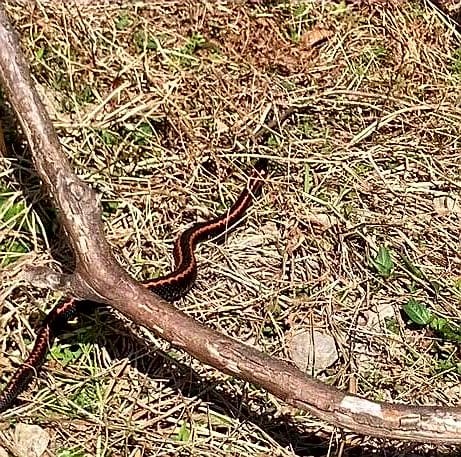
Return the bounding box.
[1,5,461,443]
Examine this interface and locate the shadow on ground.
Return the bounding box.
[64,302,458,457]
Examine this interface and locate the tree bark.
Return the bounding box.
[1,5,461,443]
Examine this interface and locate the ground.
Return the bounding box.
[0,0,461,456]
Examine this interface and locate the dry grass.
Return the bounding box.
[0,0,461,455]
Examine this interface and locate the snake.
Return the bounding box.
[0,158,268,412]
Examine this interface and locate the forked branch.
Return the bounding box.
[0,6,460,443]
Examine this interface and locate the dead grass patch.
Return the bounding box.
[0,0,460,455]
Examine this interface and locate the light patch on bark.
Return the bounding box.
[422,413,461,433]
[206,343,220,358]
[75,229,90,253]
[340,396,383,419]
[224,359,241,374]
[207,343,242,374]
[137,303,164,335]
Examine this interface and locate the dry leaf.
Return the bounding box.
[215,118,228,134]
[285,225,305,256]
[300,27,333,49]
[303,213,339,231]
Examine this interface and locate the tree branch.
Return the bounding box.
[1,5,461,443]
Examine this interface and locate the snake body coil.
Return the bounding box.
[0,159,267,412]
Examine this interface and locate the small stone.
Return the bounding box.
[433,195,461,216]
[14,424,50,457]
[287,330,338,374]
